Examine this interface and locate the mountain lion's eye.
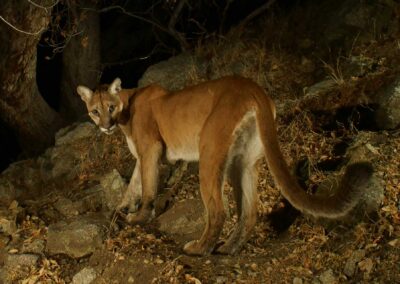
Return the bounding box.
[91,109,99,116]
[109,105,115,113]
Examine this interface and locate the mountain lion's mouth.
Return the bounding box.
[100,124,117,135]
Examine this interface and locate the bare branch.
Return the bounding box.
[27,0,59,11]
[0,15,44,35]
[82,4,188,51]
[83,5,171,36]
[220,0,234,33]
[238,0,277,29]
[168,0,186,29]
[168,0,188,50]
[188,18,207,35]
[102,45,162,67]
[39,29,84,56]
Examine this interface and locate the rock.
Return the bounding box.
[0,268,7,284]
[46,150,80,181]
[0,160,44,205]
[0,179,18,207]
[1,253,40,284]
[55,122,97,146]
[0,234,10,248]
[358,258,374,275]
[54,197,84,217]
[321,0,393,47]
[21,239,45,255]
[0,207,17,236]
[304,79,338,98]
[216,276,228,284]
[300,57,315,74]
[99,169,127,211]
[318,269,337,284]
[138,53,207,91]
[344,249,366,277]
[80,185,104,212]
[0,202,23,236]
[5,253,39,267]
[46,216,106,258]
[72,267,98,284]
[156,198,205,243]
[375,78,400,129]
[40,122,99,181]
[347,55,376,78]
[293,277,303,284]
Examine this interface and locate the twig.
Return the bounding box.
[188,18,207,35]
[102,45,161,67]
[0,15,44,35]
[238,0,277,29]
[27,0,60,11]
[83,5,171,38]
[220,0,234,33]
[82,4,188,51]
[168,0,188,50]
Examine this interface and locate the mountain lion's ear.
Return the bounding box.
[108,78,122,95]
[77,85,93,102]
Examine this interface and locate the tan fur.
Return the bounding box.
[77,76,373,256]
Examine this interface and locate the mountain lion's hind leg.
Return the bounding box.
[215,111,261,254]
[183,150,227,255]
[183,113,236,256]
[216,157,259,254]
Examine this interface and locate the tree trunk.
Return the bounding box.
[0,0,64,154]
[60,2,101,121]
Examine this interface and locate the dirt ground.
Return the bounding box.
[7,105,399,284]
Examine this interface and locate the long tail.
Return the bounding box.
[254,93,373,218]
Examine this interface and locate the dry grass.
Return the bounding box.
[320,57,346,86]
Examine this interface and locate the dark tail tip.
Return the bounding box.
[343,161,374,187]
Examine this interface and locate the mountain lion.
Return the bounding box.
[77,76,373,256]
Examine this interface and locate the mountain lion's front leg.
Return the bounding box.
[126,142,162,225]
[117,161,142,213]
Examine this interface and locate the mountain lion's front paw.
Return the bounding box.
[117,196,141,213]
[125,208,154,225]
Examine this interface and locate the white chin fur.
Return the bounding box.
[100,125,117,135]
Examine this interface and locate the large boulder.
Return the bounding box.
[156,198,204,243]
[138,53,207,90]
[46,215,107,258]
[0,253,40,284]
[0,202,21,236]
[40,122,99,181]
[99,169,127,211]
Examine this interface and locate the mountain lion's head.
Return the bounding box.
[77,78,123,135]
